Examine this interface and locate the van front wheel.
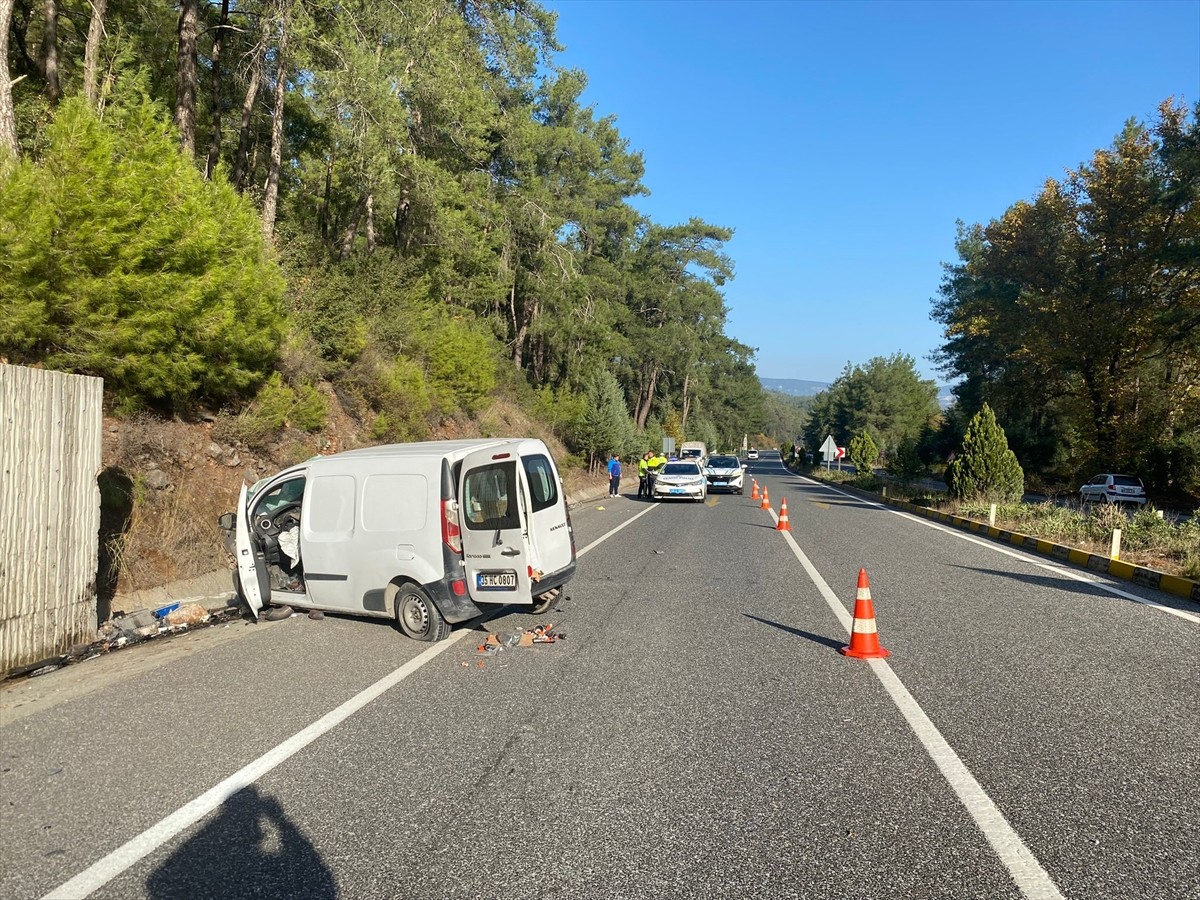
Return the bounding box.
[397,585,451,642]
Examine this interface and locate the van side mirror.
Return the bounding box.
[218,512,236,530]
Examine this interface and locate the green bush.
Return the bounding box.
[848,431,879,475]
[424,319,497,416]
[945,404,1024,502]
[887,436,926,484]
[0,95,284,412]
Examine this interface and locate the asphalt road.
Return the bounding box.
[2,451,1197,899]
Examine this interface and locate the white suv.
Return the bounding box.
[1079,474,1147,507]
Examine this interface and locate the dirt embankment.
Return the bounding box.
[100,385,603,617]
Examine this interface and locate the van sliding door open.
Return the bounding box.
[458,447,534,605]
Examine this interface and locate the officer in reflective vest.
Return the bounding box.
[637,452,651,498]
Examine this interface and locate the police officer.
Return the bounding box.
[637,452,651,498]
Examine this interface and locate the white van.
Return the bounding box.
[219,439,577,641]
[679,441,707,464]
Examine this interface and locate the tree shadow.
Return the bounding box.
[951,565,1199,616]
[96,467,134,625]
[146,784,336,899]
[744,613,845,650]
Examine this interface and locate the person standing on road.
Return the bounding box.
[637,452,651,498]
[607,453,622,497]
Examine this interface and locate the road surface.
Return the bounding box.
[2,451,1197,899]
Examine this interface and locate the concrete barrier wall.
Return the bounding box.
[0,365,104,672]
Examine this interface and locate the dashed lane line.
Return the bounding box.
[44,503,657,899]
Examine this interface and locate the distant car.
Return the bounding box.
[746,448,759,460]
[1079,474,1147,507]
[704,455,747,494]
[652,461,707,502]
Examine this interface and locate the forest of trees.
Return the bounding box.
[934,101,1199,494]
[0,0,767,466]
[796,102,1198,498]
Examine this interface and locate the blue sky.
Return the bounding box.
[544,0,1200,385]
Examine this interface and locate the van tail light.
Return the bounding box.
[451,579,467,596]
[441,499,462,554]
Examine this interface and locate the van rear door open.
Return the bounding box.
[458,447,534,605]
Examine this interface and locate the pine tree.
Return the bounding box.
[0,94,284,412]
[848,431,879,476]
[945,404,1025,501]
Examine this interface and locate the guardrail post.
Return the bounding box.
[988,504,997,527]
[1110,527,1122,560]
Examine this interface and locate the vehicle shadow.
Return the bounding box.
[743,613,845,650]
[145,784,336,899]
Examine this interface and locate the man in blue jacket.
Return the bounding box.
[607,453,622,497]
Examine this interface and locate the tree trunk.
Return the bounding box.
[260,9,290,241]
[338,194,367,260]
[0,0,16,157]
[510,284,526,369]
[681,372,691,432]
[205,0,230,178]
[636,364,660,430]
[174,0,199,156]
[83,0,106,109]
[232,51,261,191]
[319,153,333,240]
[41,0,60,105]
[365,192,376,254]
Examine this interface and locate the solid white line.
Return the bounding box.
[798,476,1199,624]
[777,527,1066,900]
[46,503,653,899]
[42,635,468,900]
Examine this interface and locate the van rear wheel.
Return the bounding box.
[397,585,451,642]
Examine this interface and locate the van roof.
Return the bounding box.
[325,438,541,462]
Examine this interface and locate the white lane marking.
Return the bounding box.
[576,503,658,557]
[45,503,653,899]
[775,522,1066,900]
[797,476,1199,624]
[42,636,469,900]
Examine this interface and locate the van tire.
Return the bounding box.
[396,585,451,642]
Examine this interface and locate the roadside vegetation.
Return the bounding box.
[789,458,1200,580]
[0,1,769,595]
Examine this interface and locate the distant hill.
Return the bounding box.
[762,375,955,409]
[759,377,831,397]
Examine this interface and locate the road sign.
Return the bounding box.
[836,446,846,459]
[819,435,838,460]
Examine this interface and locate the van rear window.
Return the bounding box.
[463,461,521,531]
[522,454,559,513]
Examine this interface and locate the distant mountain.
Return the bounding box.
[759,377,831,397]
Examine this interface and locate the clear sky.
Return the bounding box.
[544,0,1200,385]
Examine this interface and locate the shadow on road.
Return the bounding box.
[146,785,336,899]
[951,565,1199,617]
[744,613,845,650]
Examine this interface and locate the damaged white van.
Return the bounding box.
[218,439,577,641]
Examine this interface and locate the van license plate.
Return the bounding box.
[477,572,517,590]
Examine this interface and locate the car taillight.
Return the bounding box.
[441,499,462,554]
[1107,485,1116,492]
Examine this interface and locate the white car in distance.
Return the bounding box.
[704,454,747,494]
[652,461,708,502]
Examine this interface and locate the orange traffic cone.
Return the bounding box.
[776,497,791,532]
[751,480,760,500]
[760,487,770,509]
[839,569,890,659]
